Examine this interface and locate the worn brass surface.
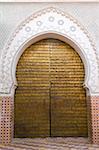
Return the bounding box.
[15,40,50,138]
[14,39,88,138]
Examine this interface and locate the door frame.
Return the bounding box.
[0,7,99,144]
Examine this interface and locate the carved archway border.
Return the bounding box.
[0,7,99,145]
[0,6,99,95]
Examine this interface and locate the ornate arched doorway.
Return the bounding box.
[14,38,88,138]
[0,7,99,144]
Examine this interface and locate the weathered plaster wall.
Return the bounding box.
[0,2,99,57]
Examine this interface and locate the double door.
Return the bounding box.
[14,39,88,138]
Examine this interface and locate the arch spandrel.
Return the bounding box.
[0,7,99,95]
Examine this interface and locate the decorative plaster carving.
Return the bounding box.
[0,7,99,95]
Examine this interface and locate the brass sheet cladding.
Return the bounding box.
[14,39,88,138]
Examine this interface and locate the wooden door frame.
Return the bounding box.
[0,7,99,144]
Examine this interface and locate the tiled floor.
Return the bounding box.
[0,138,99,150]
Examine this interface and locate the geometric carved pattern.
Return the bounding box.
[0,97,13,144]
[0,7,99,95]
[91,96,99,144]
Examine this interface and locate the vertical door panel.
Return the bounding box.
[14,40,50,138]
[50,39,88,137]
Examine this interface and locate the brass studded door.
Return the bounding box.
[14,39,88,138]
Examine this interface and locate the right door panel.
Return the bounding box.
[50,39,88,137]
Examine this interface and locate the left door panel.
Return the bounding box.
[14,40,50,138]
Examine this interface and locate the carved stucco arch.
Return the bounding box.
[0,7,99,96]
